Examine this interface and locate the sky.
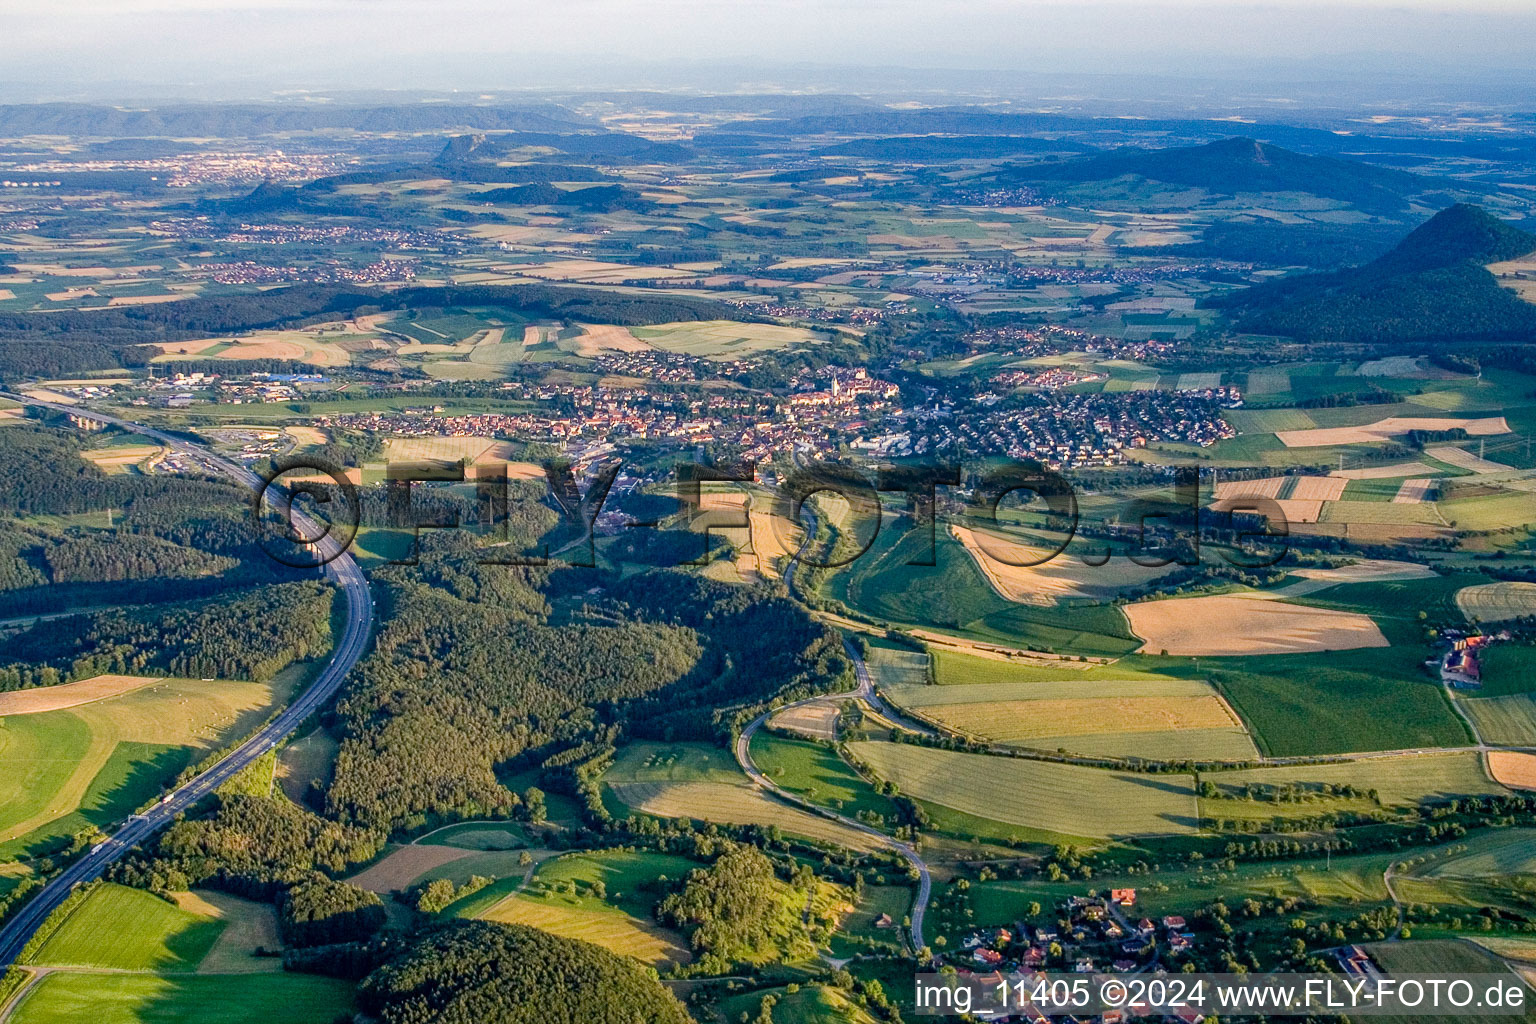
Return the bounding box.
[4,1,1535,103]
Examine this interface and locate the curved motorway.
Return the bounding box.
[0,396,373,966]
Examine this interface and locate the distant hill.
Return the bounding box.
[0,102,588,137]
[811,135,1093,161]
[1214,204,1536,344]
[1010,137,1429,212]
[478,182,650,212]
[434,130,689,164]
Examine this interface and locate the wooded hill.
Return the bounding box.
[1214,203,1536,343]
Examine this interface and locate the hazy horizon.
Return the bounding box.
[5,1,1536,109]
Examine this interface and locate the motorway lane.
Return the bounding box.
[0,396,373,966]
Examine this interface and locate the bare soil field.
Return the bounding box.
[347,843,476,893]
[571,323,651,356]
[1213,477,1286,500]
[1276,416,1510,448]
[1124,594,1389,656]
[1488,751,1536,791]
[1456,581,1536,622]
[0,674,162,716]
[769,702,840,741]
[950,524,1173,605]
[1393,479,1433,503]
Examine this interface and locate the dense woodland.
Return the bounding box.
[357,920,695,1024]
[1216,204,1536,343]
[0,581,334,690]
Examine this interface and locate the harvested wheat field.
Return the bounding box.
[347,843,476,893]
[1456,581,1536,622]
[283,426,330,448]
[770,702,840,741]
[1425,445,1508,474]
[1213,477,1286,500]
[0,674,162,716]
[1273,499,1325,523]
[380,436,531,467]
[606,781,879,852]
[1291,476,1348,501]
[1124,594,1389,656]
[1332,461,1437,480]
[951,524,1173,605]
[1488,751,1536,791]
[1276,416,1510,448]
[571,323,651,356]
[222,340,308,361]
[1393,479,1433,503]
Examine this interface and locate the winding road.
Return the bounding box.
[733,638,933,957]
[0,396,373,967]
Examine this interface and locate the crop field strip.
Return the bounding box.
[1205,752,1504,806]
[846,740,1202,837]
[881,676,1259,759]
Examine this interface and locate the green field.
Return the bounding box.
[863,637,928,688]
[829,523,1142,658]
[749,732,896,822]
[604,741,745,786]
[1205,753,1503,807]
[847,741,1200,837]
[8,972,355,1024]
[0,674,300,861]
[1209,648,1471,756]
[879,676,1259,760]
[830,884,911,958]
[717,984,881,1024]
[1461,694,1536,746]
[1409,829,1536,878]
[630,320,828,359]
[25,884,223,972]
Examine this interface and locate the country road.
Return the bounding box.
[732,640,933,957]
[0,395,374,967]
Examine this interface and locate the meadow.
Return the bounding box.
[24,884,224,972]
[0,673,298,861]
[828,523,1142,658]
[1205,752,1503,807]
[629,319,830,359]
[7,973,355,1024]
[846,741,1201,838]
[468,849,699,966]
[749,732,896,822]
[603,742,881,852]
[1460,695,1536,747]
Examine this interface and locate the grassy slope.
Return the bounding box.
[25,884,223,972]
[8,973,355,1024]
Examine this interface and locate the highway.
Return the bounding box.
[0,395,374,967]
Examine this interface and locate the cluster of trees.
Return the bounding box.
[411,874,494,915]
[357,920,695,1024]
[1,580,334,689]
[279,875,388,948]
[657,843,823,969]
[110,793,382,897]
